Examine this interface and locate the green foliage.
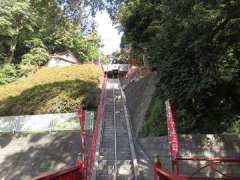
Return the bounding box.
[0,0,100,66]
[116,0,240,134]
[141,97,167,136]
[0,0,34,36]
[228,118,240,133]
[56,0,124,23]
[0,64,18,85]
[0,64,37,86]
[0,64,103,115]
[21,48,49,66]
[24,38,46,49]
[70,32,100,62]
[0,0,35,63]
[22,48,49,66]
[112,50,129,64]
[17,65,38,77]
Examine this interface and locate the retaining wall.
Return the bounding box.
[0,112,94,133]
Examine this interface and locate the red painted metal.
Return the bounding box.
[154,160,187,180]
[165,100,179,174]
[87,76,107,178]
[33,160,83,180]
[177,157,240,162]
[177,157,240,180]
[154,100,240,180]
[77,109,86,161]
[154,158,240,180]
[184,177,240,180]
[166,100,179,161]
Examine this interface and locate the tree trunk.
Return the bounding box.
[4,26,20,64]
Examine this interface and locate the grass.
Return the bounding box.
[0,64,103,116]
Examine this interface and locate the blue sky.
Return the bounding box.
[94,10,123,55]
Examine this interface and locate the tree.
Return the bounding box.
[112,50,129,64]
[0,0,35,63]
[21,48,49,66]
[0,0,101,85]
[115,0,240,133]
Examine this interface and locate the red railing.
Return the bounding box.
[33,160,84,180]
[154,158,171,180]
[87,76,107,178]
[154,100,240,180]
[154,157,240,180]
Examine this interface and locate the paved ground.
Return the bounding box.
[0,132,81,180]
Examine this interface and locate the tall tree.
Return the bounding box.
[0,0,35,63]
[115,0,240,133]
[0,0,101,65]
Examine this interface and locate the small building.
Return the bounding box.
[47,51,80,67]
[102,64,129,78]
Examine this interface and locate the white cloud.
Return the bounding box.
[94,11,123,55]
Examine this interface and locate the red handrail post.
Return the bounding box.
[77,108,86,163]
[154,155,161,180]
[76,159,84,178]
[86,76,107,178]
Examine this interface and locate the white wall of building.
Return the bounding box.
[47,52,80,67]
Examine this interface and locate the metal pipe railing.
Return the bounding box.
[154,156,240,180]
[33,160,84,180]
[87,76,107,178]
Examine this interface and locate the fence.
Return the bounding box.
[154,157,240,180]
[0,112,95,133]
[87,76,107,178]
[154,100,240,180]
[33,160,84,180]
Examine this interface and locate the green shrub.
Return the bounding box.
[0,64,39,86]
[227,117,240,133]
[21,48,49,66]
[18,65,38,77]
[0,64,18,85]
[141,97,167,136]
[24,38,46,49]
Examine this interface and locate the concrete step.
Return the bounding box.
[95,174,113,180]
[96,79,136,180]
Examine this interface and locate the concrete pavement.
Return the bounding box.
[0,132,81,180]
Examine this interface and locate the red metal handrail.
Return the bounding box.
[154,157,240,180]
[33,160,84,180]
[178,157,240,180]
[154,100,240,180]
[87,76,107,177]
